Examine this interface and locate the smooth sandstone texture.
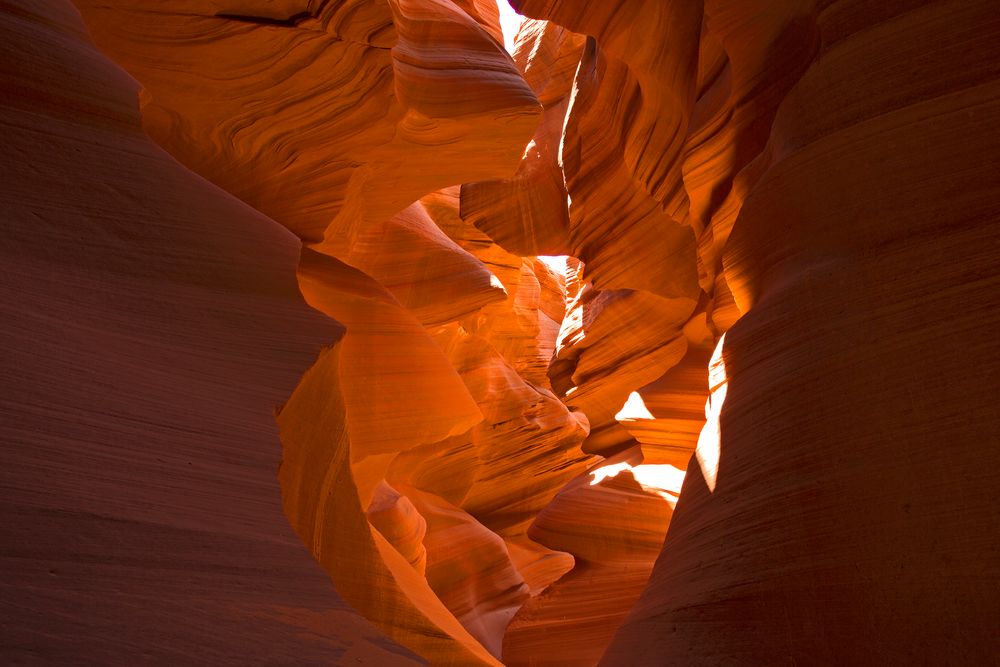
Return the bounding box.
[503,461,679,666]
[443,3,1000,663]
[461,20,584,256]
[73,0,541,249]
[59,7,560,659]
[598,1,1000,665]
[4,0,999,665]
[277,344,502,666]
[0,1,420,664]
[62,1,585,662]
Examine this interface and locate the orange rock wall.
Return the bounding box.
[0,1,420,663]
[2,0,998,664]
[601,1,1000,663]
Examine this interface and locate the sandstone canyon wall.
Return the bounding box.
[2,0,998,665]
[0,1,421,663]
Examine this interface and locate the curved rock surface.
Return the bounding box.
[502,452,684,666]
[3,0,999,664]
[73,0,540,249]
[0,1,420,663]
[461,20,584,256]
[602,2,1000,664]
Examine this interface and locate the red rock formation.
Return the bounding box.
[406,485,529,657]
[602,2,1000,663]
[0,1,419,663]
[4,0,999,664]
[461,20,584,256]
[73,0,539,247]
[504,459,682,666]
[277,344,502,665]
[551,277,695,456]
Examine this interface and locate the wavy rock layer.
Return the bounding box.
[602,2,1000,664]
[503,460,682,666]
[63,1,591,663]
[3,0,999,665]
[73,0,540,249]
[0,1,420,663]
[479,0,1000,663]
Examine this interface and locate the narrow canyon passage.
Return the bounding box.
[2,1,999,665]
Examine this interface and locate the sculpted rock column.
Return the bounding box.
[603,1,1000,664]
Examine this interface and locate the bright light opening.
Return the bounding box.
[695,333,728,493]
[537,255,568,277]
[589,461,687,508]
[489,273,508,293]
[495,0,525,53]
[615,391,654,421]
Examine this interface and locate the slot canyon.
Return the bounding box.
[2,0,999,664]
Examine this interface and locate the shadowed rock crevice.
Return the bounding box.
[214,12,315,27]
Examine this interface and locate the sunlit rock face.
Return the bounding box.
[598,1,1000,663]
[3,0,998,665]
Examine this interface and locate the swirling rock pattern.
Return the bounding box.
[602,2,1000,664]
[461,20,584,256]
[0,1,420,663]
[503,459,683,666]
[74,0,541,249]
[3,0,998,664]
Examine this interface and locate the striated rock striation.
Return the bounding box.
[0,1,420,663]
[602,2,1000,664]
[3,0,999,665]
[73,0,541,249]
